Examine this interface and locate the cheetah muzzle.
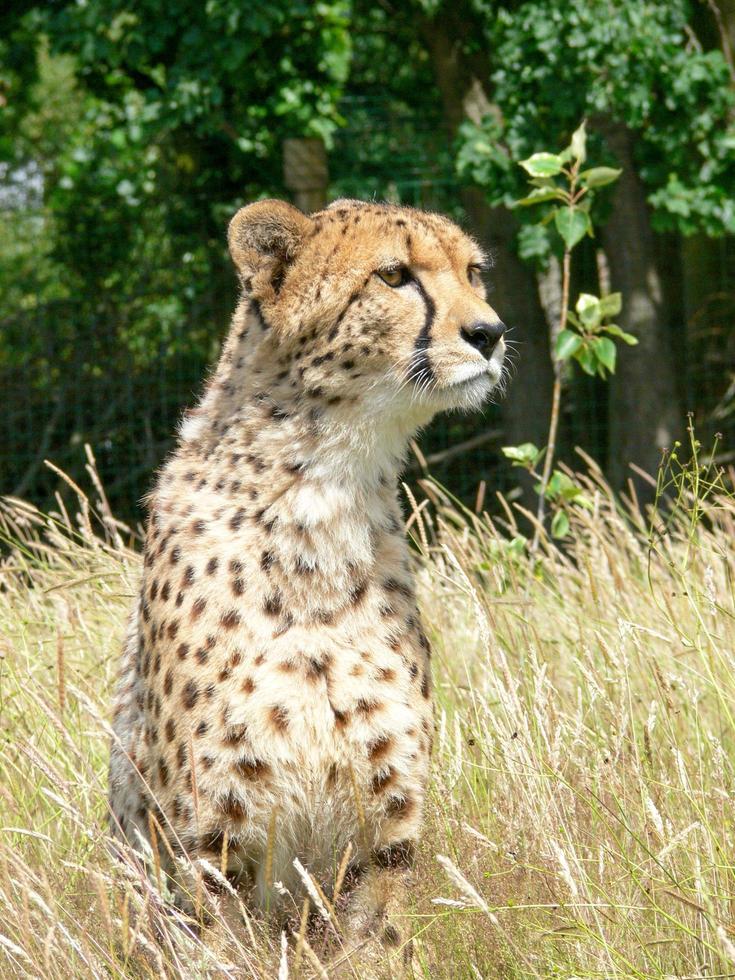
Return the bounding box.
[108,197,507,955]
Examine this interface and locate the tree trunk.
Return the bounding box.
[417,13,554,490]
[283,138,329,213]
[601,124,683,492]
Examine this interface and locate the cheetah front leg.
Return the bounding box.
[340,841,417,977]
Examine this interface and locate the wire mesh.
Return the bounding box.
[1,96,733,523]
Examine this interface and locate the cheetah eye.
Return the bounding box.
[377,266,410,288]
[468,264,484,288]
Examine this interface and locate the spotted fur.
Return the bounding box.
[108,198,507,939]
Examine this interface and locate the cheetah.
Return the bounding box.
[108,197,507,956]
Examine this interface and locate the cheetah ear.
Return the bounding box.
[228,199,312,292]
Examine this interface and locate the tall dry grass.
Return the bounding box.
[0,440,734,979]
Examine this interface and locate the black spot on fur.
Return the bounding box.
[372,767,396,793]
[158,758,169,787]
[333,708,349,729]
[199,829,226,853]
[218,791,247,820]
[350,579,369,605]
[230,508,246,530]
[421,671,431,698]
[235,757,270,780]
[263,592,282,616]
[368,734,393,761]
[221,610,241,629]
[270,706,289,732]
[182,679,199,709]
[386,795,413,818]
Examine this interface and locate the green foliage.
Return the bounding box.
[0,2,353,510]
[501,441,593,539]
[515,123,633,383]
[515,122,620,253]
[557,291,638,379]
[501,442,542,468]
[457,0,735,241]
[1,1,352,355]
[502,123,631,540]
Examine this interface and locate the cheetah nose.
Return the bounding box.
[461,321,506,360]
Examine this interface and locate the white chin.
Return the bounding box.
[435,371,496,410]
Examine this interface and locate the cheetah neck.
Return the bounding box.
[170,305,434,597]
[183,315,431,501]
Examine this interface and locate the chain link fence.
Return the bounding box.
[2,96,733,523]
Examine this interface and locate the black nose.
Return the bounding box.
[461,321,506,359]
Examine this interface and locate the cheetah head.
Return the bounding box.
[227,198,507,421]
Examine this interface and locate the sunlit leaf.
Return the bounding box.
[579,166,622,188]
[554,207,588,249]
[598,292,622,318]
[570,120,587,165]
[551,509,570,538]
[555,329,583,360]
[574,343,597,375]
[603,324,638,345]
[576,293,601,328]
[515,186,565,206]
[593,336,617,372]
[502,442,540,467]
[519,152,564,177]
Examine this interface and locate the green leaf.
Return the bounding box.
[593,336,617,372]
[507,536,528,556]
[554,207,589,249]
[517,223,552,262]
[545,472,563,497]
[603,324,638,345]
[598,292,622,318]
[570,120,587,165]
[515,186,565,206]
[579,167,622,188]
[553,472,578,499]
[502,442,540,467]
[551,509,570,538]
[574,344,597,375]
[576,293,601,328]
[519,152,564,178]
[555,329,583,360]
